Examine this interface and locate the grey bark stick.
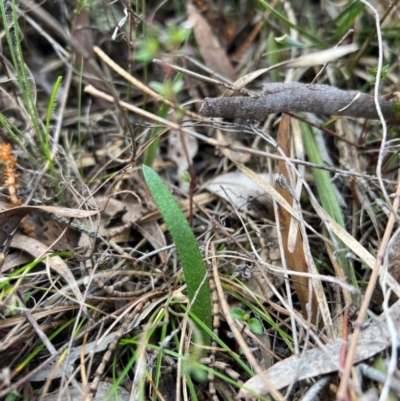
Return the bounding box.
[199,83,398,121]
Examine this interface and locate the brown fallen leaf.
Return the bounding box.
[1,252,32,273]
[0,204,98,259]
[238,300,400,398]
[187,4,237,83]
[274,114,318,323]
[43,219,80,251]
[73,6,108,95]
[10,233,88,313]
[136,221,167,264]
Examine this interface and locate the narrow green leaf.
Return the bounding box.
[258,0,325,47]
[275,34,309,49]
[267,32,280,83]
[142,165,212,346]
[45,77,63,147]
[143,104,169,167]
[300,122,358,291]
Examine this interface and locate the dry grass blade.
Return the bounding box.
[234,161,334,333]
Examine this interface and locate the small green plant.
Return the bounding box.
[144,74,184,167]
[368,64,389,84]
[74,0,89,13]
[230,307,263,335]
[142,165,212,347]
[0,1,41,137]
[135,23,191,62]
[135,33,161,62]
[5,390,21,401]
[150,74,184,99]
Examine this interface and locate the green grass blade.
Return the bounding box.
[258,0,325,47]
[330,1,364,42]
[142,165,212,346]
[44,76,63,176]
[0,1,45,154]
[144,103,169,167]
[267,32,280,83]
[45,77,63,144]
[300,122,358,290]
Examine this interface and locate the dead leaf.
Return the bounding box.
[95,196,142,241]
[43,381,130,401]
[98,197,142,223]
[1,252,32,273]
[232,162,334,332]
[238,300,400,398]
[167,129,198,180]
[216,130,251,164]
[136,221,167,264]
[10,234,87,313]
[0,203,98,251]
[205,171,272,218]
[274,114,318,323]
[188,4,237,83]
[43,220,80,251]
[73,6,108,95]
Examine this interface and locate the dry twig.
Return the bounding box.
[200,83,399,121]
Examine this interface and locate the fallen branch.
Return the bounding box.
[199,83,399,121]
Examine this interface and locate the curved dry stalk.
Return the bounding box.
[200,83,398,121]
